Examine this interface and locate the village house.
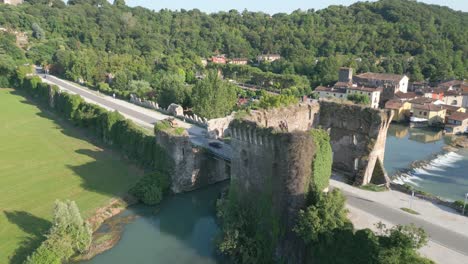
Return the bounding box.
[423,88,445,100]
[257,54,281,63]
[409,81,430,92]
[385,99,411,122]
[408,97,443,106]
[210,55,227,64]
[440,105,466,123]
[442,90,464,107]
[394,91,419,101]
[314,86,347,100]
[445,112,468,134]
[346,86,381,109]
[411,104,446,127]
[229,58,249,65]
[314,84,381,109]
[439,80,467,91]
[353,72,409,104]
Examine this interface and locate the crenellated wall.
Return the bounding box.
[230,120,315,263]
[242,102,320,132]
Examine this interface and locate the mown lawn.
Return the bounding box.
[0,89,143,264]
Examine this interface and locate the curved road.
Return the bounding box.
[36,69,232,160]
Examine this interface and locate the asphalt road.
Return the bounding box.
[36,70,232,160]
[342,189,468,256]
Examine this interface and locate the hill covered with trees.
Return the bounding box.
[0,0,467,103]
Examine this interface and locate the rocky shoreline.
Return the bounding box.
[72,196,139,262]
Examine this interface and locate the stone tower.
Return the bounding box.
[338,67,353,83]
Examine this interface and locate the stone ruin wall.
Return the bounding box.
[233,101,393,186]
[229,121,315,263]
[317,101,393,185]
[243,101,321,131]
[155,130,230,193]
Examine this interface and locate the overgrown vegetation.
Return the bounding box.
[309,129,333,194]
[25,200,92,264]
[129,172,170,205]
[216,183,279,264]
[257,91,298,109]
[348,93,371,105]
[154,119,187,136]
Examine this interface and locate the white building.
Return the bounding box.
[0,0,23,5]
[314,85,381,109]
[257,54,281,63]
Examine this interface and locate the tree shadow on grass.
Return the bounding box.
[4,211,51,264]
[68,149,141,197]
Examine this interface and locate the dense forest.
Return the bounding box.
[0,0,467,108]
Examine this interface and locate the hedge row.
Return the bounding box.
[13,74,173,175]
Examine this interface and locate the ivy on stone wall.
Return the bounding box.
[309,129,333,194]
[216,181,278,264]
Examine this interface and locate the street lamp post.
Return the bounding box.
[463,193,468,216]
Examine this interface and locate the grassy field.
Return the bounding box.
[0,89,143,264]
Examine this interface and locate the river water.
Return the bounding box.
[80,124,468,263]
[385,124,468,201]
[80,183,225,264]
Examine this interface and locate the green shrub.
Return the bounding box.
[130,172,170,205]
[347,94,371,105]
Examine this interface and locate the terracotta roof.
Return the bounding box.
[447,112,468,121]
[347,86,381,92]
[440,80,465,87]
[440,104,463,112]
[315,86,332,92]
[395,91,417,99]
[444,90,462,96]
[315,86,347,94]
[409,97,437,105]
[355,72,406,82]
[385,99,404,110]
[334,81,352,88]
[412,104,445,112]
